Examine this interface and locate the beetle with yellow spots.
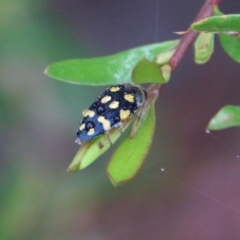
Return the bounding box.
[75,82,147,145]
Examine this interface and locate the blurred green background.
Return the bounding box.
[1,0,240,239]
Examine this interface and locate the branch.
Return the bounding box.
[168,0,221,70]
[147,0,221,97]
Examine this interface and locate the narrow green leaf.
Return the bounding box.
[67,141,92,171]
[207,105,240,130]
[106,102,156,186]
[44,40,179,86]
[194,32,214,64]
[191,14,240,32]
[132,58,167,84]
[68,119,133,171]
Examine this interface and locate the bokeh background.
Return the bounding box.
[1,0,240,239]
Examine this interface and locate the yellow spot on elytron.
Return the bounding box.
[98,116,111,131]
[82,109,95,118]
[110,86,120,92]
[124,94,134,103]
[120,109,130,120]
[87,128,95,135]
[79,123,85,131]
[101,95,112,103]
[109,101,119,109]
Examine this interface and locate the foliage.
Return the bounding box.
[45,4,240,185]
[207,105,240,130]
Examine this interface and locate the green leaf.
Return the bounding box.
[212,8,240,63]
[191,14,240,32]
[131,58,167,84]
[213,6,223,17]
[106,102,156,186]
[44,40,179,86]
[161,64,171,83]
[207,105,240,130]
[156,49,175,65]
[194,32,214,64]
[68,119,133,171]
[219,33,240,63]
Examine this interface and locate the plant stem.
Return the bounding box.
[148,0,221,97]
[168,0,221,70]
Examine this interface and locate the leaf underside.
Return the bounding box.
[194,32,214,64]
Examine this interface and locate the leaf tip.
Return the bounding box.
[43,67,49,76]
[174,30,189,35]
[66,163,79,172]
[106,173,119,187]
[205,129,211,134]
[106,170,132,187]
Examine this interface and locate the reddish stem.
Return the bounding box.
[147,0,221,97]
[168,0,221,70]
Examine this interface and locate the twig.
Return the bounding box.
[169,0,221,70]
